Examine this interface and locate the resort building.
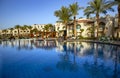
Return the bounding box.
[97,14,120,38]
[31,24,46,31]
[55,15,120,39]
[0,30,2,35]
[0,24,56,38]
[0,28,31,38]
[1,29,11,36]
[54,18,94,38]
[0,15,120,39]
[12,28,30,37]
[74,18,94,37]
[55,22,66,37]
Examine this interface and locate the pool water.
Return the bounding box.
[0,39,120,78]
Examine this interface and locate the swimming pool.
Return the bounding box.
[0,39,120,78]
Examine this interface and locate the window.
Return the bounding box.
[76,24,81,29]
[99,22,105,31]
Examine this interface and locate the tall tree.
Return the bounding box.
[27,25,32,31]
[9,28,14,37]
[47,24,54,31]
[21,25,28,37]
[54,6,72,39]
[84,0,114,38]
[22,25,28,30]
[27,26,33,36]
[31,28,38,34]
[44,24,50,32]
[2,29,7,37]
[15,25,21,38]
[43,24,53,38]
[86,24,96,38]
[44,24,53,32]
[69,2,82,38]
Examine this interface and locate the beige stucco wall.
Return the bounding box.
[55,19,94,37]
[77,22,93,37]
[0,30,2,35]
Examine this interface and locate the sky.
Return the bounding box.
[0,0,117,29]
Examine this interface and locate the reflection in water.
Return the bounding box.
[56,43,79,72]
[0,39,56,50]
[0,39,120,78]
[56,41,120,78]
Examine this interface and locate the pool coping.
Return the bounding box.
[64,39,120,46]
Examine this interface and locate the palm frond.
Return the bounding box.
[54,6,72,24]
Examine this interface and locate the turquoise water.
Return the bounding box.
[0,39,120,78]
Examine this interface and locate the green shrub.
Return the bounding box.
[99,36,110,42]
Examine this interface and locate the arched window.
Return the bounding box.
[76,24,81,29]
[99,22,105,30]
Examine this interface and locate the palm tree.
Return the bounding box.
[22,25,28,31]
[47,24,53,31]
[2,29,7,38]
[84,0,114,38]
[44,24,50,32]
[69,2,83,38]
[44,25,50,38]
[21,26,27,37]
[31,28,39,37]
[22,25,30,37]
[9,28,14,37]
[27,26,33,38]
[44,24,53,38]
[27,25,32,31]
[15,25,21,38]
[86,26,96,37]
[54,6,72,40]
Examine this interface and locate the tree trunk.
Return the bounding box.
[74,16,76,38]
[96,13,99,39]
[112,18,115,39]
[92,23,95,38]
[65,22,68,40]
